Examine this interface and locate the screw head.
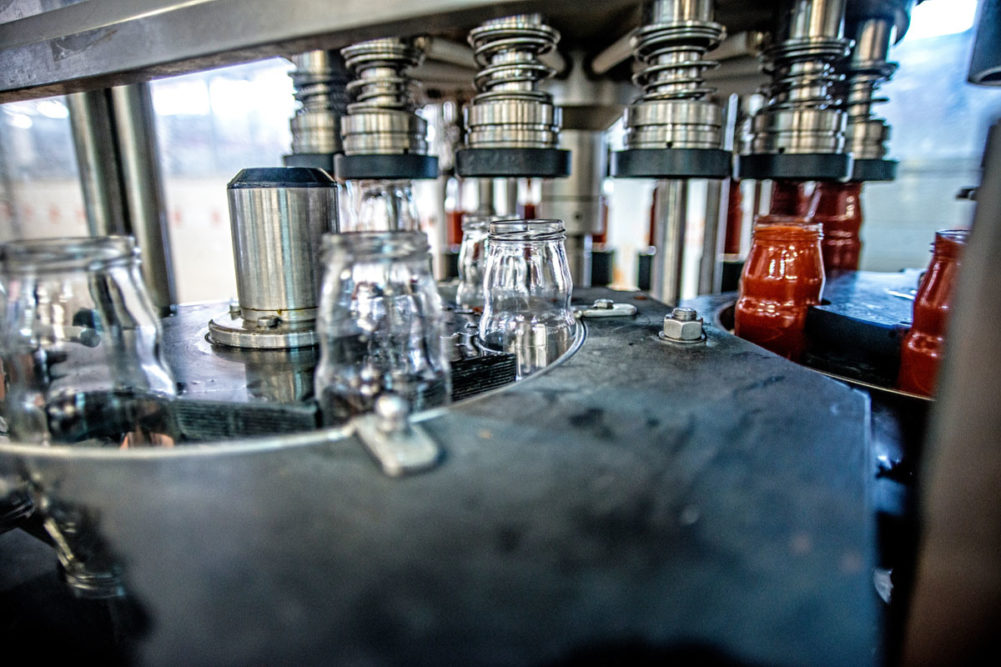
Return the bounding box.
[593,299,614,310]
[375,394,410,433]
[661,308,704,342]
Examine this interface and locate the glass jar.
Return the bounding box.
[479,219,576,377]
[343,179,421,232]
[0,237,178,446]
[455,214,497,310]
[734,217,825,361]
[809,181,863,271]
[314,231,450,423]
[897,229,968,396]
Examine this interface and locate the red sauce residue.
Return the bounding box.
[734,217,825,361]
[447,209,465,246]
[897,229,968,396]
[810,181,863,271]
[723,178,743,256]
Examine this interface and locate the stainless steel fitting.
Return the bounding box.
[339,37,429,156]
[839,17,897,161]
[464,14,562,149]
[660,306,705,343]
[288,50,349,156]
[208,168,337,349]
[623,0,726,151]
[749,0,852,156]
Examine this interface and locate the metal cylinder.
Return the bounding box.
[67,90,129,237]
[110,83,177,315]
[464,14,562,150]
[839,17,897,161]
[208,167,337,349]
[969,0,1001,85]
[748,0,851,156]
[651,179,688,305]
[288,50,349,156]
[622,0,725,151]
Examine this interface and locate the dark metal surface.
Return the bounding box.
[611,148,732,179]
[455,147,572,178]
[737,152,853,181]
[0,287,876,665]
[852,158,898,182]
[335,153,440,180]
[283,152,337,172]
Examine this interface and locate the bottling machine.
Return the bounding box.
[1,0,1000,664]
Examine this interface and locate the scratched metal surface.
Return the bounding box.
[0,287,874,665]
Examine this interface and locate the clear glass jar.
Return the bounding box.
[897,229,968,396]
[343,179,421,232]
[734,217,825,361]
[478,219,576,377]
[455,214,497,310]
[0,237,178,446]
[314,230,451,423]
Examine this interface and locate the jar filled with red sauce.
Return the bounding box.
[897,229,968,396]
[810,181,863,271]
[734,216,825,360]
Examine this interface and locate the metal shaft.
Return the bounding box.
[67,90,129,237]
[110,83,176,315]
[651,179,687,305]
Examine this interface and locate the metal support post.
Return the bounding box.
[651,179,687,305]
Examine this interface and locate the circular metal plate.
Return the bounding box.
[208,312,317,350]
[455,148,570,178]
[737,153,853,181]
[611,148,731,179]
[335,154,439,181]
[851,158,898,182]
[283,152,336,172]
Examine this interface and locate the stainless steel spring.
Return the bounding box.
[630,20,723,103]
[341,37,424,114]
[467,15,558,104]
[291,51,349,116]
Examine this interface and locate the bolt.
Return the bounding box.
[375,394,410,434]
[671,307,697,321]
[229,302,241,318]
[593,299,615,310]
[661,308,704,343]
[256,316,281,329]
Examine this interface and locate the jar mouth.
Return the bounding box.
[461,214,506,232]
[488,218,566,241]
[322,230,429,259]
[752,216,822,239]
[935,229,969,245]
[0,236,137,273]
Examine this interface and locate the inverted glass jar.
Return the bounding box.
[898,229,968,396]
[314,231,451,423]
[478,219,576,377]
[734,217,825,361]
[342,180,421,232]
[809,181,864,272]
[0,236,178,447]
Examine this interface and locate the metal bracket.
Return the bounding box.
[351,395,441,477]
[575,299,638,318]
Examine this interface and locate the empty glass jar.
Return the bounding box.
[478,219,576,377]
[314,230,450,423]
[455,214,496,310]
[343,180,421,232]
[0,236,178,447]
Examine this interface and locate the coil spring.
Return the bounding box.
[630,20,723,102]
[342,38,424,114]
[468,15,559,103]
[291,52,349,116]
[761,37,851,111]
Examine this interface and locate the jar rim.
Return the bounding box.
[752,216,823,238]
[488,218,566,240]
[935,229,969,244]
[0,236,137,274]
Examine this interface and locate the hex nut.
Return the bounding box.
[660,314,704,342]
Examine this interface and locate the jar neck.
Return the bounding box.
[932,229,968,261]
[752,217,823,243]
[0,236,137,274]
[811,181,862,217]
